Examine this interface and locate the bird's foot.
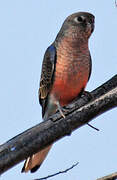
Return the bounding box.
[56,102,69,118]
[62,106,71,112]
[81,91,93,101]
[58,106,65,118]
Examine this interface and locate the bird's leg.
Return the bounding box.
[56,91,93,116]
[56,91,93,119]
[56,102,66,118]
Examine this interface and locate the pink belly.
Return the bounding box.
[51,74,88,106]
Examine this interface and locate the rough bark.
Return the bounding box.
[97,171,117,180]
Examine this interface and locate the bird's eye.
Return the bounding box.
[74,16,84,23]
[77,16,83,22]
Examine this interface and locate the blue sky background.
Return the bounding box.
[0,0,117,180]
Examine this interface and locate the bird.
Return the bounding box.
[22,11,95,173]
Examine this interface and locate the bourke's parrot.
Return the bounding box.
[22,11,95,173]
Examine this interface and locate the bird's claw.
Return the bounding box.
[81,91,93,101]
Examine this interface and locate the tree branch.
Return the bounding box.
[97,171,117,180]
[0,75,117,175]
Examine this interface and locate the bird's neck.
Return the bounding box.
[56,26,89,49]
[56,35,89,56]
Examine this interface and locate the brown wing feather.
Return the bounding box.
[39,45,56,117]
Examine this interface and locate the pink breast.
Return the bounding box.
[50,36,90,106]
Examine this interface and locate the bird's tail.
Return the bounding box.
[22,144,52,173]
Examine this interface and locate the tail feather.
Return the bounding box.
[22,145,52,173]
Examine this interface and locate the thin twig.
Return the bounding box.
[87,123,100,131]
[34,162,79,180]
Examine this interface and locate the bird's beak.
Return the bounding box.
[87,22,95,33]
[91,23,95,33]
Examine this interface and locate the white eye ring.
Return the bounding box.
[74,16,85,23]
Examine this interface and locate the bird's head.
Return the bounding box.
[57,12,95,42]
